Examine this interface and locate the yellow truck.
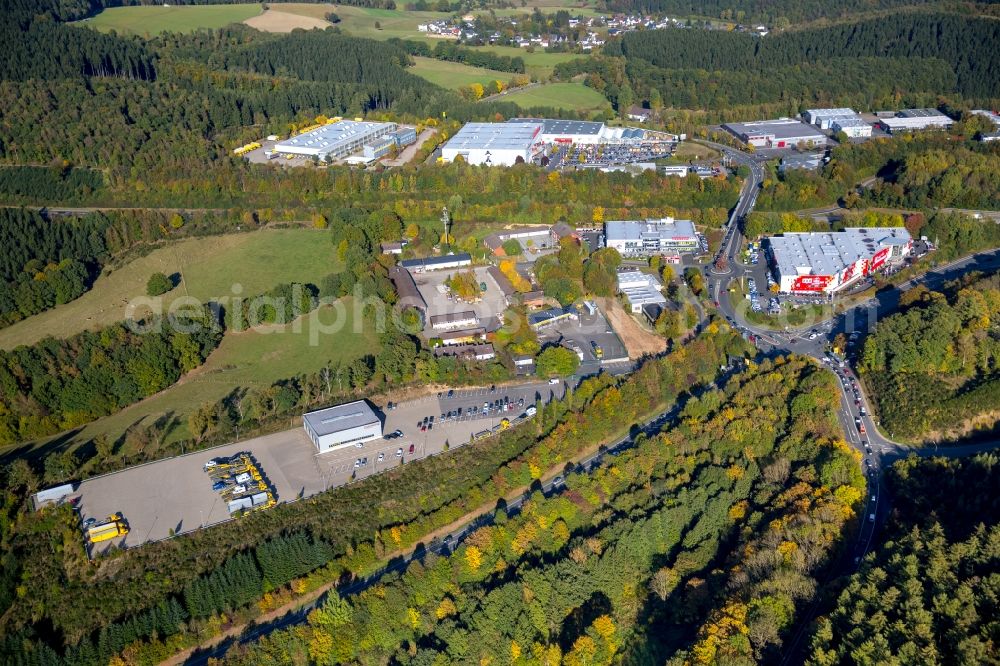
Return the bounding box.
[87,513,129,543]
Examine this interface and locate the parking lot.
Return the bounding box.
[415,266,509,333]
[566,140,675,166]
[74,381,563,554]
[535,305,629,375]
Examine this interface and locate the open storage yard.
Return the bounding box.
[74,381,563,553]
[534,302,630,375]
[414,266,510,334]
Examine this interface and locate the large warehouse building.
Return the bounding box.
[441,122,543,166]
[604,218,699,257]
[274,120,397,161]
[767,227,912,294]
[804,108,872,138]
[722,118,827,148]
[303,401,383,453]
[877,109,954,134]
[508,118,618,144]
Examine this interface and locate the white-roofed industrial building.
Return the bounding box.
[877,109,953,134]
[441,122,543,165]
[832,116,872,138]
[604,218,699,257]
[274,120,397,161]
[722,118,827,148]
[510,117,611,144]
[804,108,857,128]
[766,227,912,294]
[972,109,1000,124]
[303,400,383,454]
[616,268,667,313]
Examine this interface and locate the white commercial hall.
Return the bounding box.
[441,122,543,166]
[303,400,383,453]
[767,227,912,294]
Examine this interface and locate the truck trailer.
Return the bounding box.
[87,513,129,543]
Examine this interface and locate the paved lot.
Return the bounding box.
[75,381,563,554]
[536,307,628,365]
[415,266,508,332]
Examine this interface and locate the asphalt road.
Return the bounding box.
[701,149,1000,662]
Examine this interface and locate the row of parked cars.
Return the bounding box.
[747,277,762,312]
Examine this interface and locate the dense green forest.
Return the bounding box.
[751,131,1000,213]
[808,454,1000,664]
[601,0,945,24]
[213,355,863,665]
[864,144,1000,210]
[0,327,746,664]
[556,13,1000,117]
[859,269,1000,442]
[607,14,1000,99]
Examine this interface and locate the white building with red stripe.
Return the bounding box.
[766,227,912,294]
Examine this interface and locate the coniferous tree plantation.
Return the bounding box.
[560,13,1000,116]
[807,454,1000,665]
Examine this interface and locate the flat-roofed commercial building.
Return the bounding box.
[511,117,610,144]
[398,253,472,272]
[832,116,872,138]
[767,227,912,294]
[441,122,543,165]
[303,400,382,453]
[804,108,872,137]
[722,118,827,148]
[430,311,479,331]
[805,108,858,128]
[604,218,698,256]
[274,120,397,161]
[616,268,666,313]
[877,109,954,134]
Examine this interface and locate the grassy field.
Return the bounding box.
[0,228,342,349]
[408,56,511,90]
[277,4,587,77]
[278,3,446,41]
[499,82,609,113]
[485,6,603,17]
[79,3,262,34]
[55,298,377,448]
[674,141,721,161]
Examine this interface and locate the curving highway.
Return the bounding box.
[703,147,1000,660]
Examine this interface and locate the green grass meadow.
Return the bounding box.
[499,82,610,113]
[65,297,378,447]
[408,57,511,90]
[0,228,342,349]
[79,3,262,34]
